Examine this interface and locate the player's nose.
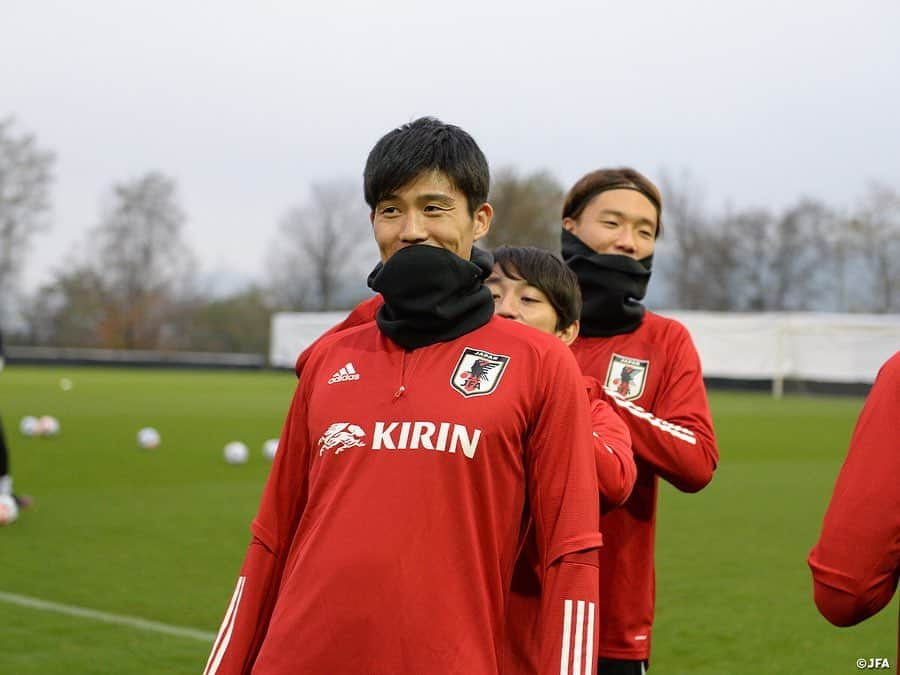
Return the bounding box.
[614,226,637,255]
[495,295,518,319]
[398,213,428,243]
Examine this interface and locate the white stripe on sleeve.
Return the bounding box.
[560,599,573,675]
[204,576,246,675]
[573,600,586,675]
[586,602,596,670]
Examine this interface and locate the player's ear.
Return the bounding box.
[557,319,579,346]
[562,217,577,233]
[472,202,492,242]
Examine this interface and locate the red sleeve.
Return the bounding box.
[204,379,314,674]
[293,295,382,377]
[585,375,635,510]
[601,325,718,493]
[590,396,636,511]
[527,345,602,675]
[808,351,900,627]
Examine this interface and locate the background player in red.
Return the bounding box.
[560,168,720,674]
[808,351,900,664]
[486,245,636,675]
[205,118,602,675]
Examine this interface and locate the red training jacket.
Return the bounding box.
[205,315,603,675]
[570,311,719,661]
[808,351,900,665]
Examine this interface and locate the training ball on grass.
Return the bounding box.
[19,416,39,437]
[37,416,60,437]
[0,494,19,526]
[59,377,73,391]
[224,441,249,465]
[137,427,161,450]
[262,438,278,461]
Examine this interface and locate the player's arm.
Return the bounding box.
[808,353,900,627]
[602,327,718,493]
[293,294,382,376]
[584,379,635,510]
[204,380,313,675]
[528,345,603,675]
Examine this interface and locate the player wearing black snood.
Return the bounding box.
[560,168,719,675]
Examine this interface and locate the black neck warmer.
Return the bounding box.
[367,245,495,349]
[561,229,653,337]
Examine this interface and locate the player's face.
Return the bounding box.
[486,264,578,345]
[371,171,492,262]
[563,189,657,260]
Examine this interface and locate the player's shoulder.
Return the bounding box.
[301,321,380,375]
[877,350,900,381]
[642,310,696,347]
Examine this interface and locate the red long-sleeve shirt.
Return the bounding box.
[503,376,635,675]
[570,311,719,661]
[808,351,900,650]
[205,316,602,675]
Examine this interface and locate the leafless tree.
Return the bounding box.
[88,172,194,348]
[0,117,55,321]
[482,167,564,252]
[268,179,372,310]
[849,183,900,312]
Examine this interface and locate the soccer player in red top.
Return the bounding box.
[486,246,636,675]
[205,118,602,675]
[560,168,720,675]
[808,351,900,665]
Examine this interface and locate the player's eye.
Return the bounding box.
[379,206,399,215]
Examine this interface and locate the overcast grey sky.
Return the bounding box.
[4,0,899,293]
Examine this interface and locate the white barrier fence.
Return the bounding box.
[270,308,900,395]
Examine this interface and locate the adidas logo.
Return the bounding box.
[327,362,361,384]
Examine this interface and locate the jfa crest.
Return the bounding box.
[450,347,511,398]
[605,353,650,401]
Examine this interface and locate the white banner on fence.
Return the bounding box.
[270,309,900,385]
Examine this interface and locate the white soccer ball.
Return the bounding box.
[224,441,249,465]
[262,438,279,461]
[19,416,39,437]
[59,377,73,391]
[137,427,161,450]
[37,415,60,437]
[0,494,19,526]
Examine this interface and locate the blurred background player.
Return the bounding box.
[487,245,636,675]
[808,351,900,655]
[560,168,719,674]
[0,328,33,513]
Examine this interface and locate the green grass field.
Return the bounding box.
[0,366,895,674]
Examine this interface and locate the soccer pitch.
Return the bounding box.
[0,366,894,674]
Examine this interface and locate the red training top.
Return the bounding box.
[570,311,719,661]
[808,351,900,662]
[503,375,635,675]
[205,315,603,675]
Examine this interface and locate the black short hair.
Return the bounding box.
[492,245,582,332]
[364,117,490,216]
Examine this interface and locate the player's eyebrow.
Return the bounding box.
[416,192,456,205]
